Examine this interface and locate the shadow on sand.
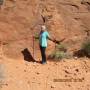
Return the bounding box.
[21,48,41,63]
[73,49,90,58]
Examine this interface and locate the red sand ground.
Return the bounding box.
[0,57,90,90]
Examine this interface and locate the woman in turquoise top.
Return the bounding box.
[39,25,57,64]
[39,25,65,64]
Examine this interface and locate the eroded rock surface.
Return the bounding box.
[0,0,90,59]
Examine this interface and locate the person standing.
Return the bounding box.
[39,25,50,64]
[39,25,66,64]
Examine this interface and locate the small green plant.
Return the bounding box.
[82,41,90,56]
[56,44,67,52]
[48,51,66,60]
[48,44,69,60]
[34,33,39,40]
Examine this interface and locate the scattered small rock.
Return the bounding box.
[87,88,89,90]
[74,73,76,75]
[32,81,35,83]
[86,70,88,73]
[48,67,50,70]
[33,77,35,79]
[38,82,41,84]
[33,62,36,65]
[74,57,78,60]
[75,69,79,72]
[27,81,30,84]
[82,77,84,80]
[16,66,18,69]
[36,72,40,75]
[46,76,49,78]
[25,62,30,66]
[51,85,55,88]
[54,63,58,65]
[65,75,68,77]
[64,70,71,74]
[68,84,71,87]
[3,83,8,86]
[24,70,27,72]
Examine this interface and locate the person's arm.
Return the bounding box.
[48,36,65,44]
[54,38,65,44]
[48,36,56,42]
[46,31,55,42]
[46,31,65,44]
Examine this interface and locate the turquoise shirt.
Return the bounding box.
[39,31,49,47]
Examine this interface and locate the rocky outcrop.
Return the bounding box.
[0,0,90,59]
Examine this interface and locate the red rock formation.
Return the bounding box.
[0,0,90,59]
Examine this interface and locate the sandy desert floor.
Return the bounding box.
[0,57,90,90]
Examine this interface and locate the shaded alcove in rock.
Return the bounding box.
[73,49,90,58]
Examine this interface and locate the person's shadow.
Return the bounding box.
[21,48,41,64]
[21,48,35,62]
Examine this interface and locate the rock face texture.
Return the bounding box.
[0,0,90,59]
